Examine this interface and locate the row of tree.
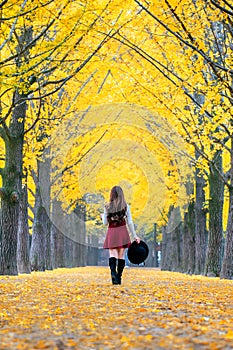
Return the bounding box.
[0,0,115,275]
[0,0,232,279]
[161,200,223,277]
[127,0,232,278]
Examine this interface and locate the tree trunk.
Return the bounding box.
[42,208,52,270]
[51,223,58,269]
[17,185,30,274]
[56,229,65,268]
[220,187,233,279]
[160,226,168,270]
[63,215,76,267]
[0,28,32,275]
[72,240,79,267]
[30,184,45,271]
[220,139,233,279]
[162,207,182,271]
[64,236,73,267]
[86,235,99,266]
[194,159,208,275]
[205,152,224,276]
[0,213,2,258]
[161,226,175,271]
[0,103,25,275]
[185,200,196,274]
[30,159,52,271]
[80,206,87,266]
[0,195,20,275]
[73,204,86,267]
[51,200,65,268]
[39,157,52,270]
[183,213,190,273]
[171,222,183,272]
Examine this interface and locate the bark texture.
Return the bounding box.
[17,185,30,274]
[205,152,224,277]
[220,188,233,279]
[0,28,31,275]
[220,139,233,279]
[39,156,52,270]
[194,167,208,275]
[0,98,25,275]
[30,185,45,271]
[183,200,195,274]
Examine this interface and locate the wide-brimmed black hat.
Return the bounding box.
[127,240,149,265]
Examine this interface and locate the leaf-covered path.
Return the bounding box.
[0,267,233,350]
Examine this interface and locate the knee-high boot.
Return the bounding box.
[109,257,118,285]
[117,259,125,285]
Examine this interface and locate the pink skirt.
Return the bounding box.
[103,224,131,249]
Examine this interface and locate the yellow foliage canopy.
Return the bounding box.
[1,0,232,234]
[44,103,192,235]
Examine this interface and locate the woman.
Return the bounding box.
[102,186,140,285]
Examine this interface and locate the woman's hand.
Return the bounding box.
[135,237,140,244]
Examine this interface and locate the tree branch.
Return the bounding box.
[0,0,70,66]
[134,0,233,75]
[0,0,9,9]
[1,0,54,20]
[14,29,114,107]
[0,122,10,141]
[51,129,108,186]
[210,0,233,16]
[24,84,43,135]
[0,0,27,52]
[180,118,230,188]
[111,31,216,121]
[166,0,232,95]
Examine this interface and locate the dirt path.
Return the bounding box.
[0,267,233,349]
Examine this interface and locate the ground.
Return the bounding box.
[0,267,233,349]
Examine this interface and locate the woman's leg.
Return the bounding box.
[109,249,118,258]
[108,249,118,284]
[108,248,126,285]
[117,248,125,259]
[116,248,126,284]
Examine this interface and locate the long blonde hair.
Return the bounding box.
[106,186,127,214]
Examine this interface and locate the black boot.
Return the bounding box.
[117,259,125,285]
[109,257,118,285]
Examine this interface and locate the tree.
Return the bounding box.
[205,152,224,276]
[112,0,232,277]
[17,184,31,274]
[0,0,128,275]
